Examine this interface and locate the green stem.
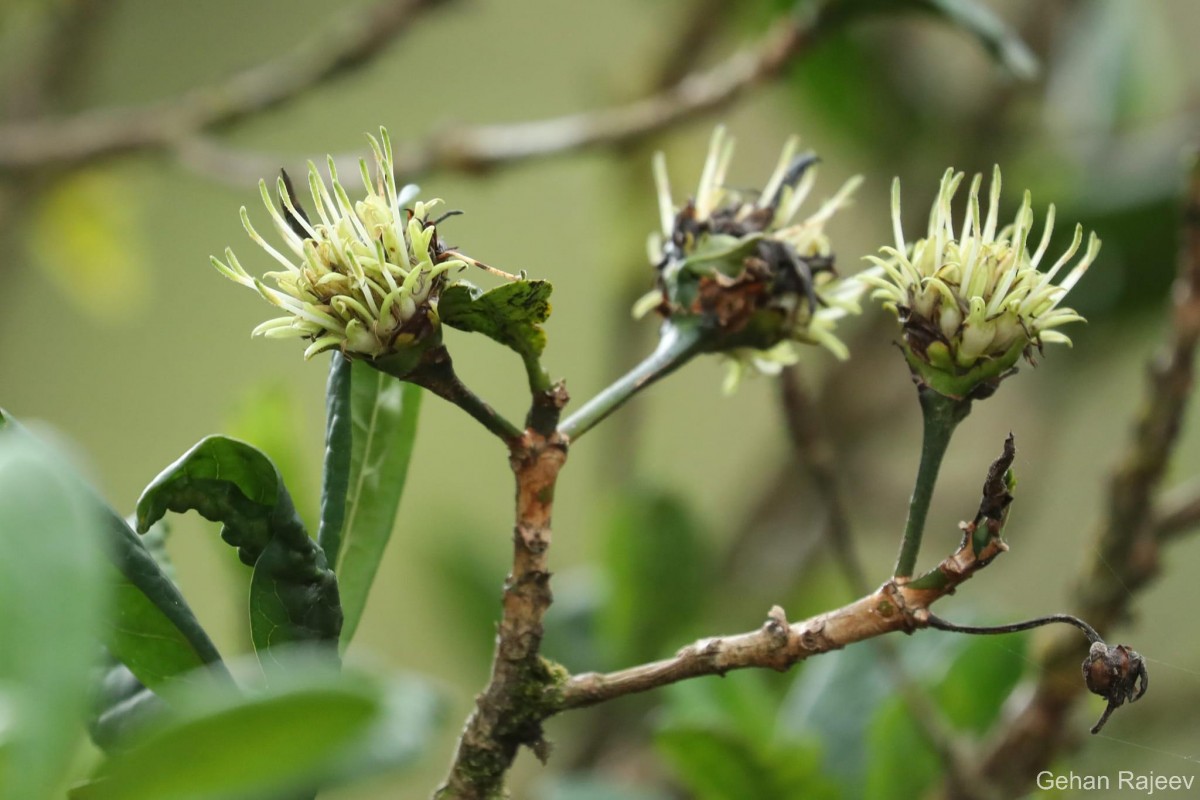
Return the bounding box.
[893,388,972,579]
[558,319,708,441]
[393,347,525,443]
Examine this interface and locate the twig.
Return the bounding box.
[154,0,841,187]
[561,531,1009,711]
[0,0,451,172]
[559,319,709,442]
[965,152,1200,799]
[389,346,524,443]
[560,435,1017,709]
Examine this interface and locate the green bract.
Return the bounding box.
[212,128,467,360]
[862,166,1101,398]
[634,127,867,392]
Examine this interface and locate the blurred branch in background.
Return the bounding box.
[0,0,454,171]
[1152,476,1200,541]
[173,0,840,187]
[963,150,1200,799]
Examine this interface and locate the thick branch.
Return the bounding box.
[966,152,1200,799]
[436,428,568,799]
[0,0,449,172]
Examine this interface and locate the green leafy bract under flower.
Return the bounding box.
[862,166,1100,396]
[633,127,867,392]
[212,128,467,360]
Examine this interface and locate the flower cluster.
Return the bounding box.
[634,127,866,390]
[862,166,1100,397]
[212,129,466,360]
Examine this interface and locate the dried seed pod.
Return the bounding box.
[1082,641,1148,734]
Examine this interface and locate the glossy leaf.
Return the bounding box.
[0,410,223,690]
[0,429,107,800]
[136,436,341,653]
[335,361,423,651]
[440,279,553,364]
[75,657,441,800]
[599,489,710,666]
[87,660,162,752]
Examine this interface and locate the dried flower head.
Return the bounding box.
[863,166,1101,398]
[633,127,866,390]
[211,128,467,361]
[1083,641,1148,734]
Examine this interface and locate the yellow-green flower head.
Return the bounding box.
[862,166,1101,398]
[211,128,467,360]
[634,127,866,388]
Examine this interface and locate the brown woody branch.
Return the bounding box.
[963,152,1200,799]
[435,426,569,799]
[559,437,1016,710]
[0,0,450,172]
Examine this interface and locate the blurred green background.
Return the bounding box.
[2,0,1199,797]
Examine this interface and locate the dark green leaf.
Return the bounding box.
[440,279,553,364]
[0,428,108,800]
[599,489,710,666]
[105,547,223,689]
[0,409,223,691]
[75,656,441,800]
[136,436,341,653]
[87,660,162,752]
[335,361,423,651]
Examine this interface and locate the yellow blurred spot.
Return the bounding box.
[27,168,148,322]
